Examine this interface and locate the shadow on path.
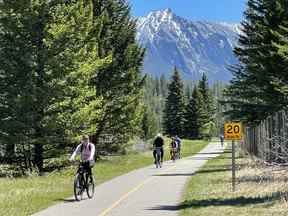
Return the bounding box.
[53,198,88,203]
[147,194,280,211]
[153,173,196,177]
[187,157,218,161]
[196,168,230,174]
[196,151,230,155]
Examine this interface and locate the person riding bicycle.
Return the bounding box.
[153,133,164,163]
[220,134,224,147]
[70,135,95,175]
[170,137,178,160]
[175,135,181,158]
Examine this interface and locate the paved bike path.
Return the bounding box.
[33,142,223,216]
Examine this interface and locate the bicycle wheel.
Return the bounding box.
[171,150,174,161]
[74,173,84,201]
[86,174,95,199]
[155,156,159,168]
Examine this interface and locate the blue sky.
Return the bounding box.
[129,0,247,23]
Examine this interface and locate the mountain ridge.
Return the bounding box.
[136,8,240,81]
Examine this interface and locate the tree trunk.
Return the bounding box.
[5,143,15,163]
[34,142,43,173]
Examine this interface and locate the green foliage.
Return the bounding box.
[184,86,209,139]
[141,106,157,140]
[199,121,217,140]
[198,73,216,121]
[211,81,228,134]
[225,0,288,123]
[163,67,186,136]
[142,75,168,135]
[184,87,199,139]
[0,0,144,173]
[88,0,145,153]
[0,0,84,171]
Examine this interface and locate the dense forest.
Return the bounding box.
[0,0,145,173]
[0,0,227,175]
[143,69,227,140]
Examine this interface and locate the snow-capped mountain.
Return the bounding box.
[137,8,241,81]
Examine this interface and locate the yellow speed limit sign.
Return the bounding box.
[224,122,242,140]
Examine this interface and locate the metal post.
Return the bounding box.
[232,140,236,192]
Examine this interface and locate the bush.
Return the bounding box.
[0,164,24,178]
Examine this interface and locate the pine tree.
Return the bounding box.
[270,2,288,98]
[160,74,168,98]
[0,0,108,171]
[198,73,215,122]
[184,87,199,139]
[89,0,145,152]
[163,67,185,136]
[184,85,192,103]
[225,0,288,122]
[141,107,157,140]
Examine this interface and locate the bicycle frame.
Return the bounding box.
[77,162,90,186]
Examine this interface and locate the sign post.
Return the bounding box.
[231,140,236,191]
[224,122,242,192]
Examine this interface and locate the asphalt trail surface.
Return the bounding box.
[33,142,223,216]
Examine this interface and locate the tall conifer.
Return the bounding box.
[163,67,185,136]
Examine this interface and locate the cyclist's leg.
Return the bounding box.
[153,150,156,163]
[82,162,91,183]
[161,148,164,162]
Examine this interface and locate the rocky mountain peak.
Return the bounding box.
[137,10,240,81]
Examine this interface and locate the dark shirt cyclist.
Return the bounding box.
[153,133,164,163]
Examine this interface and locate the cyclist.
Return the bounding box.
[153,133,164,164]
[175,135,181,158]
[70,135,95,175]
[220,135,224,147]
[170,137,178,160]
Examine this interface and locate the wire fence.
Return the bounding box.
[243,110,288,164]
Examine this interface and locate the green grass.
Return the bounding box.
[0,139,208,216]
[181,150,288,216]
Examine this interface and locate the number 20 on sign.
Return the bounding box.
[224,123,242,140]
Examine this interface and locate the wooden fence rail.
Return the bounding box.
[243,110,288,163]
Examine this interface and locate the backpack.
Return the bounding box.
[80,143,91,153]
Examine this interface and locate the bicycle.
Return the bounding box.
[154,147,162,168]
[177,148,181,159]
[73,161,95,201]
[170,147,178,162]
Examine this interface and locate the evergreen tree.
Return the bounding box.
[89,0,145,153]
[184,85,192,103]
[184,87,199,139]
[198,73,215,122]
[141,107,157,140]
[184,86,207,139]
[160,74,168,98]
[163,67,185,136]
[142,75,167,135]
[0,0,108,172]
[225,0,288,122]
[0,0,73,171]
[155,77,161,97]
[212,81,227,134]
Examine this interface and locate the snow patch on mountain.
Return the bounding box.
[136,9,240,81]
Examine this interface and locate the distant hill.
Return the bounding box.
[136,8,241,81]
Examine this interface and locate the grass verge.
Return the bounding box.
[0,139,208,216]
[181,148,288,216]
